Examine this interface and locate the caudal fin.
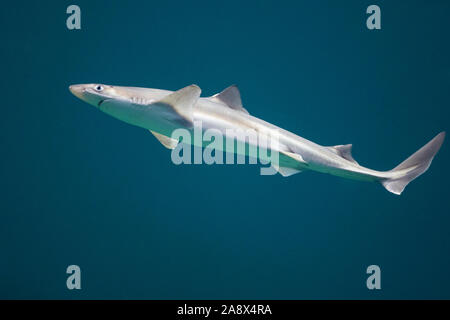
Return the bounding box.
[381,132,445,195]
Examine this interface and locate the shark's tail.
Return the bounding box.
[380,132,445,195]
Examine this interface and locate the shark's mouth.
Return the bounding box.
[98,99,105,107]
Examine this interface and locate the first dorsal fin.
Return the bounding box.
[211,85,249,114]
[327,144,358,164]
[157,84,201,124]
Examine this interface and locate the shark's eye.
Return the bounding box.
[95,85,104,92]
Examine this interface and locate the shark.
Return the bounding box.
[69,83,445,195]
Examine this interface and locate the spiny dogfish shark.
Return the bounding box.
[69,83,445,195]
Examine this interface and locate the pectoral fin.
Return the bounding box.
[272,164,303,177]
[150,130,178,149]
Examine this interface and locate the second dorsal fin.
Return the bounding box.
[327,144,358,164]
[211,85,249,114]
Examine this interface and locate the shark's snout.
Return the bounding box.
[69,83,115,109]
[69,84,85,99]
